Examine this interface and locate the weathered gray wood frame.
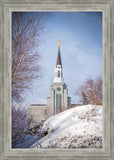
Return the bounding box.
[0,0,114,160]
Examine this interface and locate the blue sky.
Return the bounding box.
[25,12,102,105]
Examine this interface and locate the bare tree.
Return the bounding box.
[80,91,89,105]
[12,12,50,101]
[12,103,27,147]
[75,76,102,105]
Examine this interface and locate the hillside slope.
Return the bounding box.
[31,105,103,149]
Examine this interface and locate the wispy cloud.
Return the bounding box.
[24,12,102,104]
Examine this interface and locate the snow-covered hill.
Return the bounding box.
[31,105,103,149]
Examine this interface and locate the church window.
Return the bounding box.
[59,94,61,110]
[56,94,61,112]
[58,71,60,77]
[57,87,61,91]
[56,94,58,110]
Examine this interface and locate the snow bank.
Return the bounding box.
[31,105,103,149]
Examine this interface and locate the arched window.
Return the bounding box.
[58,71,60,77]
[56,94,61,113]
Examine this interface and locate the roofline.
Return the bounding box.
[31,104,47,106]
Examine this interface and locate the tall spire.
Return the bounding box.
[56,40,62,66]
[54,40,64,83]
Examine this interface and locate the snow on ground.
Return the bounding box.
[31,105,103,149]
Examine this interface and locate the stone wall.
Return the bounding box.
[27,103,80,128]
[27,104,51,128]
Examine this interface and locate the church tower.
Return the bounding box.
[47,41,71,115]
[54,41,64,83]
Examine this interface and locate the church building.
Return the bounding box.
[47,40,71,114]
[27,41,71,127]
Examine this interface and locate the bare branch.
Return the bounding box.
[75,76,102,105]
[12,12,50,101]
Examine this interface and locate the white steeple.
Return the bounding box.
[54,40,64,83]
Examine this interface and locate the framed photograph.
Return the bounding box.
[0,0,114,160]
